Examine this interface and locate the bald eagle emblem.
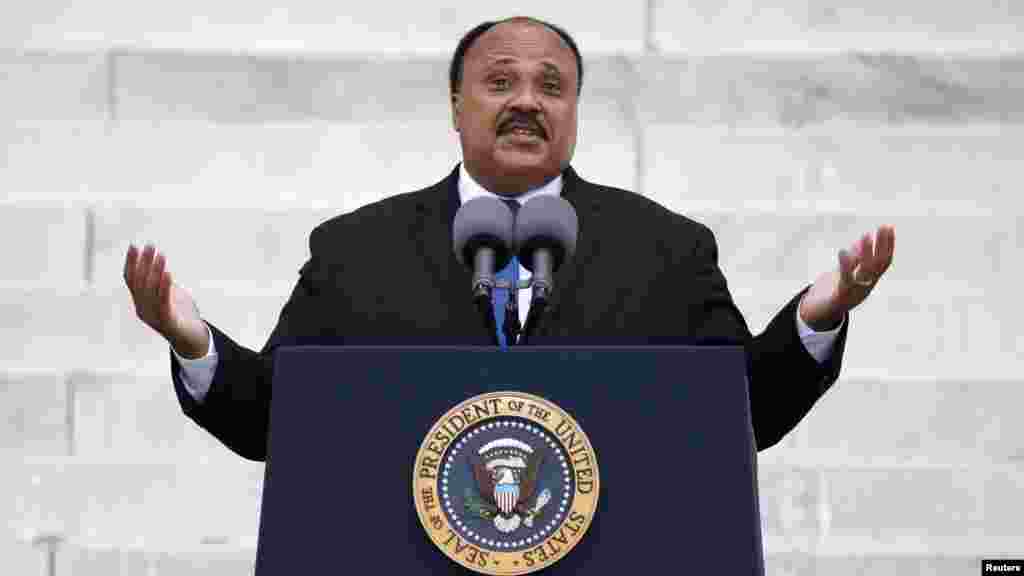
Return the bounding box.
[464,438,551,533]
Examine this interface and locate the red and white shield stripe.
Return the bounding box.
[494,484,519,515]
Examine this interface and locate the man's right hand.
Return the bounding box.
[124,244,210,359]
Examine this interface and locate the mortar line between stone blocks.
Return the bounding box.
[84,207,96,287]
[644,0,658,54]
[47,542,56,576]
[65,372,75,457]
[105,50,118,130]
[817,468,830,549]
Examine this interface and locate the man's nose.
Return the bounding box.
[508,84,543,112]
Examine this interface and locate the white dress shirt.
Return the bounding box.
[176,166,842,402]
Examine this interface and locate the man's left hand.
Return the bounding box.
[799,225,896,331]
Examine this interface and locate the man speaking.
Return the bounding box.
[122,16,894,461]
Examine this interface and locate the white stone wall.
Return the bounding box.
[2,2,1022,573]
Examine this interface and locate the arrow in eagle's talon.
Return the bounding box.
[523,489,552,528]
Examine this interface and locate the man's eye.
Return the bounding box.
[544,82,560,93]
[492,78,511,90]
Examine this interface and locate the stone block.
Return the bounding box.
[70,370,246,461]
[91,205,333,294]
[91,286,289,375]
[0,121,108,202]
[147,548,255,576]
[654,0,1024,52]
[792,378,1024,465]
[0,371,68,457]
[823,465,1024,554]
[684,212,1016,285]
[766,552,979,576]
[758,466,824,553]
[55,544,255,576]
[644,124,1024,214]
[840,283,1021,380]
[0,288,104,371]
[58,545,149,576]
[728,279,1021,380]
[0,288,140,372]
[113,54,451,124]
[0,204,87,288]
[0,287,286,375]
[98,121,461,208]
[0,52,109,121]
[0,459,263,548]
[0,1,644,53]
[0,537,44,575]
[637,56,1024,126]
[0,52,109,201]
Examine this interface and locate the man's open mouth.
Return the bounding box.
[499,121,546,140]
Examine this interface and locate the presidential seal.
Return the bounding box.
[413,392,599,575]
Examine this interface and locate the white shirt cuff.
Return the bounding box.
[795,303,844,364]
[171,323,218,403]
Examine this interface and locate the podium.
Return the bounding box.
[254,346,764,575]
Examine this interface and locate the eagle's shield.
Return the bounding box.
[494,483,519,515]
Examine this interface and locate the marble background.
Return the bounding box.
[1,1,1022,574]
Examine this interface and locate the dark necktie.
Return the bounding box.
[494,199,520,348]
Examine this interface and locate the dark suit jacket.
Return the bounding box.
[172,164,847,461]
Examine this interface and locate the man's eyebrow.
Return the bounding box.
[486,57,518,67]
[483,57,565,75]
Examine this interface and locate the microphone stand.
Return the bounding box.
[474,292,500,347]
[470,245,501,346]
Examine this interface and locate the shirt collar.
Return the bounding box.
[458,163,563,207]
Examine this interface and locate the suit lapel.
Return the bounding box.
[547,167,602,328]
[409,166,486,337]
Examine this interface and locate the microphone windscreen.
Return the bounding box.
[452,197,516,269]
[514,196,578,272]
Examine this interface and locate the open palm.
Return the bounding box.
[124,244,209,358]
[799,225,896,330]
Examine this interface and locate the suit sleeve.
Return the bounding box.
[169,225,331,461]
[690,223,848,451]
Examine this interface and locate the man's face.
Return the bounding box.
[452,21,579,196]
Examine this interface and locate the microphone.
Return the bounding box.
[514,196,578,341]
[453,197,516,342]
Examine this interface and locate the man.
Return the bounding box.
[123,17,894,461]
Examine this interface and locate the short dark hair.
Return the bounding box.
[449,17,584,96]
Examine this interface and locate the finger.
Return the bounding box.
[847,234,866,266]
[855,232,876,280]
[159,268,174,322]
[146,252,165,319]
[123,244,139,290]
[147,251,166,300]
[136,244,156,294]
[874,225,895,276]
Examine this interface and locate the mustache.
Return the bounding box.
[497,114,547,139]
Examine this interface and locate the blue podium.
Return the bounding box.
[254,346,764,575]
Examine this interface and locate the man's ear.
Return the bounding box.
[451,93,461,132]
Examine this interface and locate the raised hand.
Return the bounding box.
[798,225,896,331]
[123,244,210,359]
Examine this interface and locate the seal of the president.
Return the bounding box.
[413,391,599,574]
